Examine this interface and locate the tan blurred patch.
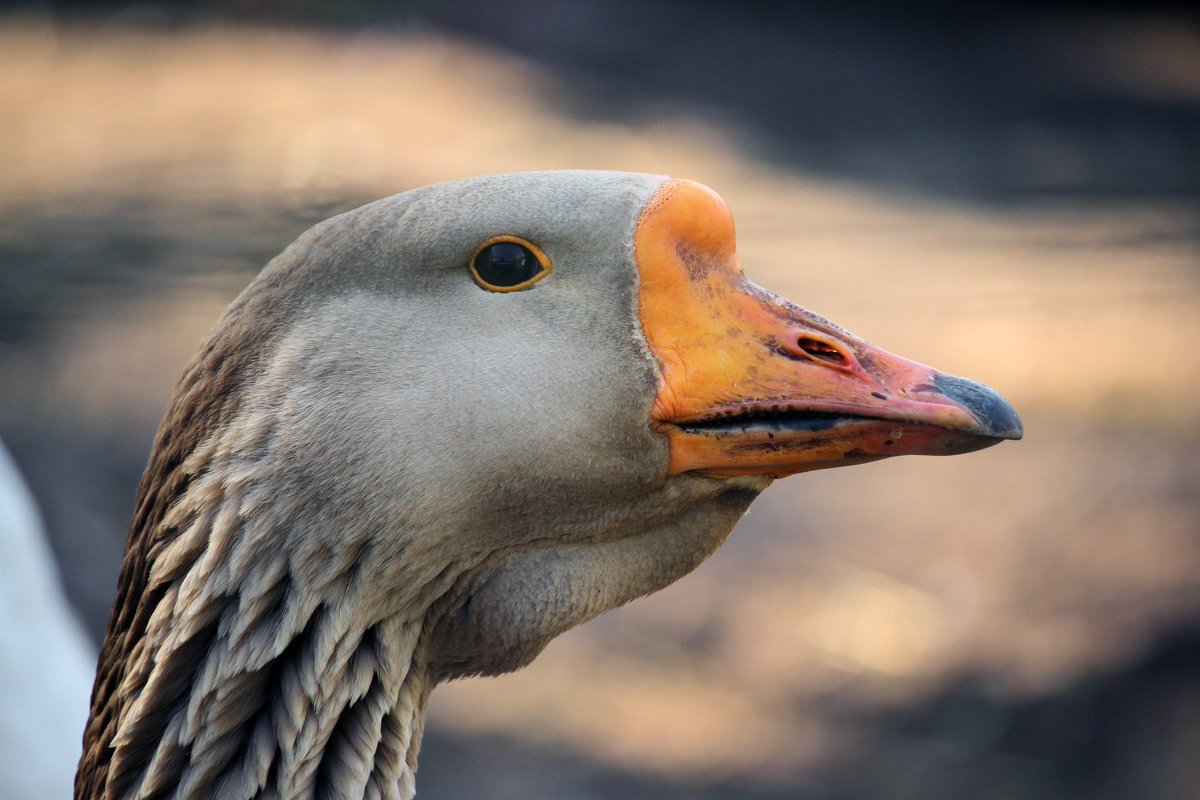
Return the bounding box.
[0,19,748,202]
[434,648,805,776]
[43,290,232,431]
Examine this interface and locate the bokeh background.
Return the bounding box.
[2,1,1199,798]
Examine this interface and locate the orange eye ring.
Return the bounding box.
[469,235,552,292]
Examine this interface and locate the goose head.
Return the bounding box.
[78,171,1020,800]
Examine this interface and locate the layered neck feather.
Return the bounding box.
[79,435,445,800]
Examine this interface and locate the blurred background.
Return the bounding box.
[2,1,1199,798]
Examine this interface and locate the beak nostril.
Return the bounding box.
[797,336,849,366]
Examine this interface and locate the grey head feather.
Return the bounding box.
[77,171,768,800]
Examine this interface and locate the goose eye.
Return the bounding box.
[470,237,550,292]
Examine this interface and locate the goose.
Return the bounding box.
[76,170,1021,800]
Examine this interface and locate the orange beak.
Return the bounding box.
[634,179,1022,479]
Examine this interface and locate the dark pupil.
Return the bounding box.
[475,242,539,286]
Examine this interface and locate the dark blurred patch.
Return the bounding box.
[0,200,336,344]
[418,0,1200,203]
[16,1,1200,203]
[4,428,149,639]
[809,623,1200,800]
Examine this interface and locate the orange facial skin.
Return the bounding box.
[633,179,1021,479]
